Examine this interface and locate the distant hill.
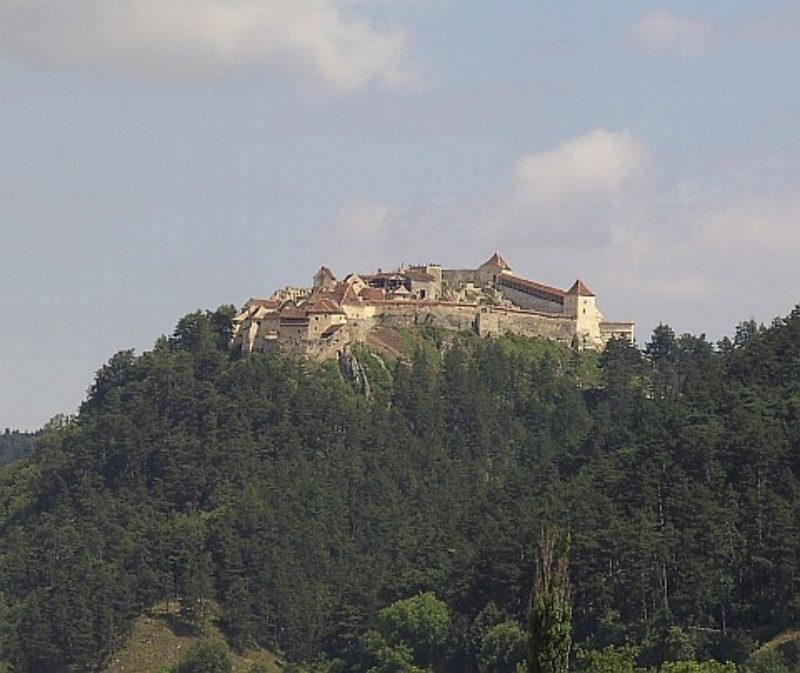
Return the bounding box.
[0,428,34,467]
[1,305,800,672]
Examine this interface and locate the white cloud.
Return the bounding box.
[626,8,718,54]
[0,0,415,90]
[512,128,648,207]
[486,128,650,248]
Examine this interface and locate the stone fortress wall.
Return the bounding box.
[230,253,634,359]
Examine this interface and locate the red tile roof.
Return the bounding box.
[481,252,511,270]
[498,274,565,302]
[245,298,280,310]
[566,280,595,297]
[340,284,361,304]
[306,297,346,314]
[279,307,309,320]
[359,287,385,300]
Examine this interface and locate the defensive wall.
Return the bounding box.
[476,306,575,342]
[442,269,479,285]
[349,300,575,343]
[370,300,479,332]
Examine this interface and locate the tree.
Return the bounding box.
[479,621,527,673]
[646,323,676,361]
[527,529,571,673]
[659,662,737,673]
[171,640,232,673]
[575,646,639,673]
[599,337,645,400]
[377,593,451,670]
[368,643,430,673]
[662,627,696,664]
[744,650,790,673]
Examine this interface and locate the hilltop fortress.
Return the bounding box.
[231,254,634,358]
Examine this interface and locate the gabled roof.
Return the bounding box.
[480,252,511,271]
[279,306,308,320]
[498,274,565,302]
[245,298,279,308]
[314,266,336,279]
[566,280,595,297]
[305,297,346,315]
[340,284,361,304]
[235,299,280,322]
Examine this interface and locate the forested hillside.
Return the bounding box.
[0,429,34,467]
[1,307,799,673]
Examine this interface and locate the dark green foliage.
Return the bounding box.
[3,306,800,672]
[478,621,527,673]
[377,594,451,670]
[0,429,35,467]
[575,645,639,673]
[659,662,737,673]
[744,649,790,673]
[170,639,232,673]
[662,627,697,663]
[527,530,571,673]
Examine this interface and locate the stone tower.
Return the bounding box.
[313,266,337,291]
[477,252,512,286]
[564,280,603,348]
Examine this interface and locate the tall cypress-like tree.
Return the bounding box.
[528,529,571,673]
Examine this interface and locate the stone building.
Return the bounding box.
[231,253,634,357]
[313,266,337,291]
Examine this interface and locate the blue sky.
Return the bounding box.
[2,1,799,430]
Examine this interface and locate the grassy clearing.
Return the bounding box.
[362,326,602,388]
[103,604,284,673]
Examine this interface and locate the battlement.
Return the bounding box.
[230,253,634,358]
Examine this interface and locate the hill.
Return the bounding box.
[102,604,282,673]
[1,306,800,672]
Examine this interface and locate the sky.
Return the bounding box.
[2,0,800,430]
